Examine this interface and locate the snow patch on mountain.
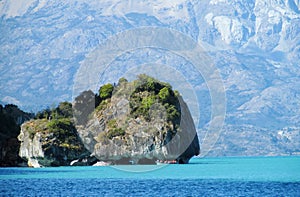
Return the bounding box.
[99,0,191,22]
[210,15,245,45]
[1,0,300,155]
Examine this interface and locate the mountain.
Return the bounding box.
[1,0,299,156]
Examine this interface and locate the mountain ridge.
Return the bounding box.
[1,0,299,156]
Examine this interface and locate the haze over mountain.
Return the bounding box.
[1,0,299,156]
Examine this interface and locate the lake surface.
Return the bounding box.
[1,156,299,196]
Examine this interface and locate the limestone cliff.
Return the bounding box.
[18,118,91,167]
[75,75,200,164]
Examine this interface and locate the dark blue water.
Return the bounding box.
[1,178,300,196]
[1,157,300,196]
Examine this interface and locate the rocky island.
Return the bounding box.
[8,75,200,167]
[74,74,200,165]
[18,102,95,167]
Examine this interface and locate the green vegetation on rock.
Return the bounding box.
[158,87,170,102]
[107,119,125,139]
[106,128,126,140]
[20,101,88,167]
[99,83,114,100]
[129,74,181,125]
[46,118,81,149]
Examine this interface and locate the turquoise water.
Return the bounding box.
[1,157,300,196]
